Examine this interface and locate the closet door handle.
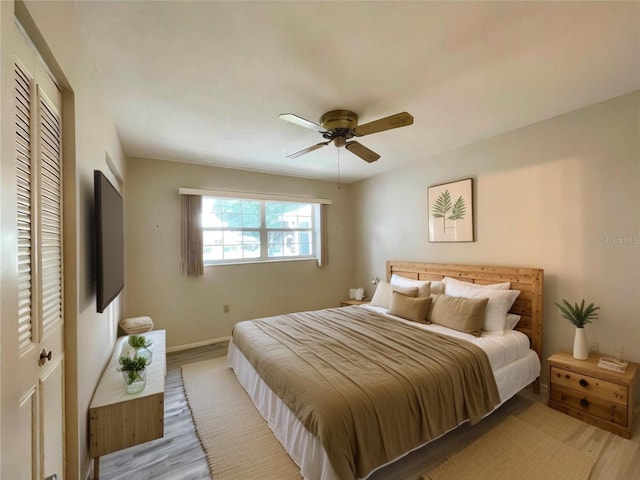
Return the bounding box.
[39,348,52,366]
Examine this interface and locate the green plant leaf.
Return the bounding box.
[555,298,600,327]
[119,355,147,371]
[448,196,466,221]
[432,190,452,218]
[128,335,147,348]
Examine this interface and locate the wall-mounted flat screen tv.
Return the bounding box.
[94,170,124,313]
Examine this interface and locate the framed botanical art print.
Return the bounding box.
[428,178,474,242]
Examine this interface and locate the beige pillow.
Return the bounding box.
[369,281,418,309]
[388,292,432,324]
[429,295,489,337]
[426,293,441,322]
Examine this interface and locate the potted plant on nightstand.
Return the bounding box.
[555,299,600,360]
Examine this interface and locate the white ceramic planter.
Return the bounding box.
[573,327,589,360]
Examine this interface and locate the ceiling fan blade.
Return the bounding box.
[287,141,330,159]
[353,112,414,137]
[279,113,325,133]
[345,141,380,163]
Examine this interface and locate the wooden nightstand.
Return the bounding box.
[548,351,639,438]
[340,299,370,307]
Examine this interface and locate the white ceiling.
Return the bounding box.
[73,1,640,184]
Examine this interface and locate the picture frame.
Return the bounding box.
[427,178,474,242]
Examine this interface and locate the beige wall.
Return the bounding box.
[0,2,635,476]
[351,91,640,381]
[124,157,354,348]
[0,1,127,478]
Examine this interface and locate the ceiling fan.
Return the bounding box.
[279,109,414,163]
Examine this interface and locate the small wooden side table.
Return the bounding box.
[89,330,166,478]
[548,351,639,438]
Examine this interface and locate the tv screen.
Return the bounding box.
[94,170,124,313]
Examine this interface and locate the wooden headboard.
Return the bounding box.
[387,261,544,391]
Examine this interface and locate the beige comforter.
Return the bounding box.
[232,306,500,480]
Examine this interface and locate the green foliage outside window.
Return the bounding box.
[202,197,315,263]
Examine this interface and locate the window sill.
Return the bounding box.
[204,257,317,267]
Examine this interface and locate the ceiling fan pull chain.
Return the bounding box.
[337,146,342,190]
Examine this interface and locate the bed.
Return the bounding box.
[228,262,544,480]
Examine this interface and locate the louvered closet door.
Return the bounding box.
[1,25,65,480]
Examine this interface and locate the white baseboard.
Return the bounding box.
[166,336,230,353]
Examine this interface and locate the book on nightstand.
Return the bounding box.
[597,356,628,373]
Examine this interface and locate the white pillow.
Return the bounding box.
[390,274,430,297]
[429,281,445,295]
[505,313,521,330]
[443,276,511,291]
[443,280,520,334]
[369,281,419,309]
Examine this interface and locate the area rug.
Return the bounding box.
[182,357,302,479]
[422,403,596,480]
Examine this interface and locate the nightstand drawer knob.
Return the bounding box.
[579,378,589,387]
[580,398,590,408]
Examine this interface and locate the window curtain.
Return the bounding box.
[317,203,329,267]
[181,194,204,276]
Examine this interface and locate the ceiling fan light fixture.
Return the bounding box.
[320,110,358,130]
[280,108,413,163]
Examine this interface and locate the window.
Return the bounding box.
[202,197,318,265]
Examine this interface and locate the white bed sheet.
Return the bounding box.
[227,308,541,480]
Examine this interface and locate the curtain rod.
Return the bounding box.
[178,187,332,205]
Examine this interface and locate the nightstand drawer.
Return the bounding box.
[550,384,628,426]
[550,366,627,405]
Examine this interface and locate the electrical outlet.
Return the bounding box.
[223,304,230,313]
[589,341,599,353]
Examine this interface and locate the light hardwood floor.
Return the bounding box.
[97,343,640,480]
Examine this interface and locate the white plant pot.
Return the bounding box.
[573,327,589,360]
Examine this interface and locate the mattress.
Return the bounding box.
[228,307,541,480]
